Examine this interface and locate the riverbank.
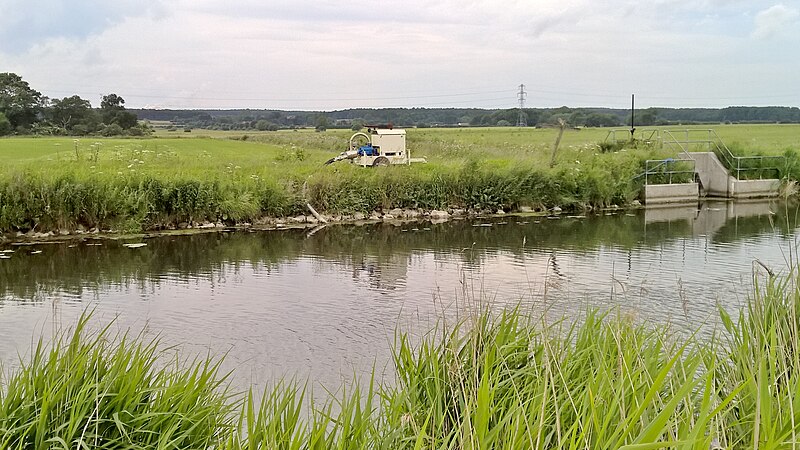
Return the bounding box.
[0,125,796,236]
[0,204,629,244]
[1,267,798,448]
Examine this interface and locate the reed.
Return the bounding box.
[0,315,235,449]
[4,270,800,448]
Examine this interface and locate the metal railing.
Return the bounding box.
[604,128,662,145]
[636,158,696,185]
[661,129,783,180]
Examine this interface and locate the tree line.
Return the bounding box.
[0,73,148,136]
[135,104,800,132]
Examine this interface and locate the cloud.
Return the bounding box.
[2,0,798,110]
[0,0,168,53]
[752,3,800,39]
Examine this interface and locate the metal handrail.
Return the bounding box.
[604,128,662,145]
[636,158,696,185]
[661,129,782,179]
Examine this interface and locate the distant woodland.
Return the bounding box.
[134,105,800,132]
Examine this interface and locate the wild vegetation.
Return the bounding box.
[0,124,798,234]
[0,73,147,137]
[2,267,800,448]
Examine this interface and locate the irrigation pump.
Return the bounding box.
[324,126,426,167]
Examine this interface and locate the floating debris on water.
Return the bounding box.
[123,243,147,249]
[0,249,14,254]
[30,250,42,254]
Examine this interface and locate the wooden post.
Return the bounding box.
[549,118,566,168]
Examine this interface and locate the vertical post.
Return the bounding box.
[630,94,635,138]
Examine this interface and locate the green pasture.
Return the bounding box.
[0,124,798,233]
[2,123,798,169]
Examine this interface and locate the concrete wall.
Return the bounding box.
[686,152,781,199]
[686,152,731,197]
[644,183,699,205]
[728,178,781,199]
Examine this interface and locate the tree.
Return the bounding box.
[313,114,329,132]
[0,72,44,131]
[568,110,588,126]
[0,112,12,136]
[585,113,621,127]
[350,119,365,131]
[100,93,138,129]
[47,95,97,133]
[100,93,125,110]
[638,108,658,126]
[253,120,279,131]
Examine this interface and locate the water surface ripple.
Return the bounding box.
[1,200,797,389]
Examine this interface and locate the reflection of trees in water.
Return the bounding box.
[1,204,797,302]
[348,254,410,291]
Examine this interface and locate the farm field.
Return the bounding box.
[3,123,798,167]
[0,124,798,234]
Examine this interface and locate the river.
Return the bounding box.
[1,200,798,390]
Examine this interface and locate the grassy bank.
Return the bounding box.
[2,270,800,448]
[0,125,798,234]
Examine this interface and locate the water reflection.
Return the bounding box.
[0,200,797,390]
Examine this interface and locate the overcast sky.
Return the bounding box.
[1,0,798,110]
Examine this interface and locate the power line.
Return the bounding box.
[36,82,799,109]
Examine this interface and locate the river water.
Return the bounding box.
[1,200,798,390]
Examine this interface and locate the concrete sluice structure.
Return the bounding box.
[644,152,781,205]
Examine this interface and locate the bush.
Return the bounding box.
[100,123,124,136]
[598,141,625,153]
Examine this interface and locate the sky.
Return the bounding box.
[1,0,799,110]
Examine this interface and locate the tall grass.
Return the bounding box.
[4,271,800,448]
[0,132,669,233]
[0,315,234,449]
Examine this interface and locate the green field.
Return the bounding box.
[0,124,798,234]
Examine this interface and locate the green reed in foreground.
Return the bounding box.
[3,271,800,448]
